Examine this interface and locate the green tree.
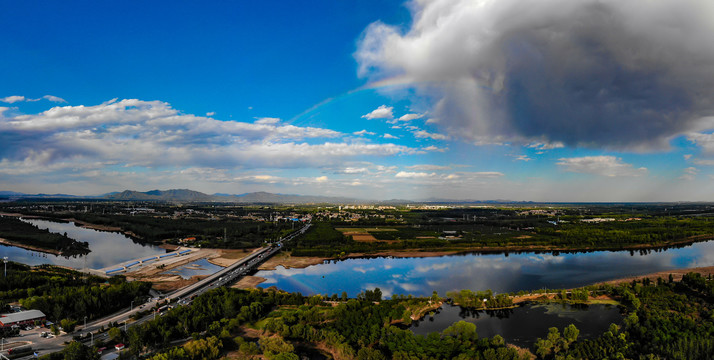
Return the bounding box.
[60,318,77,333]
[357,347,387,360]
[443,321,478,343]
[184,336,222,360]
[108,327,123,342]
[62,341,99,360]
[563,324,579,344]
[259,336,294,359]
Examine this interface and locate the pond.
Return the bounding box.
[0,218,166,269]
[161,258,224,279]
[255,240,714,298]
[410,303,622,349]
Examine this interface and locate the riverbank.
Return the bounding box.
[344,235,714,258]
[596,265,714,285]
[258,251,328,270]
[0,237,62,255]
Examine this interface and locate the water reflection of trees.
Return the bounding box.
[457,306,515,319]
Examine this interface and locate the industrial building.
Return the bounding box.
[0,310,46,327]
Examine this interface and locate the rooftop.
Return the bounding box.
[0,309,46,324]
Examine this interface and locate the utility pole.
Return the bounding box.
[3,257,7,278]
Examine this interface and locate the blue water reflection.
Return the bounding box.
[410,303,622,349]
[0,218,165,269]
[161,258,223,279]
[255,241,714,298]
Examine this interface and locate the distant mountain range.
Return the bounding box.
[0,188,540,204]
[1,189,366,204]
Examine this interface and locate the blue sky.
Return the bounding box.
[2,0,714,201]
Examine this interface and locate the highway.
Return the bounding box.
[12,222,312,359]
[169,222,311,301]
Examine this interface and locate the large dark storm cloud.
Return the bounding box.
[356,0,714,150]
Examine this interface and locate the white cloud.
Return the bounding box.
[421,145,447,152]
[383,133,398,139]
[406,164,451,171]
[362,105,393,120]
[513,155,532,162]
[687,132,714,154]
[413,130,449,141]
[353,129,376,136]
[395,171,435,178]
[458,171,504,178]
[375,165,398,174]
[679,167,699,181]
[528,142,565,151]
[557,156,647,177]
[356,0,714,150]
[206,111,215,116]
[1,96,25,103]
[334,167,369,174]
[398,113,423,122]
[42,95,66,103]
[693,159,714,166]
[0,99,430,173]
[254,117,281,125]
[1,95,66,104]
[315,176,328,183]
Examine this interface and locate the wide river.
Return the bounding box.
[0,218,166,269]
[255,241,714,298]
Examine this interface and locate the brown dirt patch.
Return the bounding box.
[208,248,258,267]
[258,252,327,270]
[350,233,378,242]
[232,276,267,289]
[151,274,208,292]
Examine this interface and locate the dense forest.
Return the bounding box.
[43,272,714,359]
[0,215,89,255]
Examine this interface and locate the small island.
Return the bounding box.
[0,215,90,256]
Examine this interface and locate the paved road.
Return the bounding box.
[12,223,311,359]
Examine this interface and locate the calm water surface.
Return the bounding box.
[255,241,714,298]
[0,218,166,269]
[411,303,622,349]
[161,258,224,279]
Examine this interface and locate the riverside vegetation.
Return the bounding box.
[5,202,714,257]
[0,215,89,255]
[44,272,714,359]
